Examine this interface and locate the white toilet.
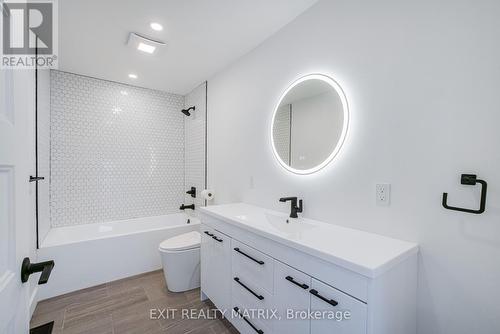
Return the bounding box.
[159,231,201,292]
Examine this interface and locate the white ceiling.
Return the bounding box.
[58,0,319,95]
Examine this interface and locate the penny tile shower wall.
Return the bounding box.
[50,71,185,227]
[184,82,207,208]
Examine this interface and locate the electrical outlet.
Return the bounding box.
[376,184,391,206]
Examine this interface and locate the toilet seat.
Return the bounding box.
[159,231,201,252]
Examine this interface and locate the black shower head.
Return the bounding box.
[181,106,195,116]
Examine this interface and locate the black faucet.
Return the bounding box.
[180,204,195,210]
[279,197,303,218]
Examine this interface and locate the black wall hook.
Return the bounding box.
[442,174,487,214]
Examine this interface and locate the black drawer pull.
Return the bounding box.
[234,247,264,265]
[310,289,338,307]
[204,231,214,237]
[285,276,309,289]
[233,307,264,334]
[234,277,264,300]
[212,235,223,242]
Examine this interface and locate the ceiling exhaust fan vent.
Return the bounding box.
[127,32,165,55]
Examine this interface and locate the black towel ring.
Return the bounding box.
[442,174,487,214]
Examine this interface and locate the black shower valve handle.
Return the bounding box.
[180,203,195,210]
[186,187,196,198]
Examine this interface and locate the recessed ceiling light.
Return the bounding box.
[137,42,156,54]
[120,90,128,95]
[128,73,138,79]
[150,22,163,31]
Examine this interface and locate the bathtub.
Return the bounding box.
[37,213,200,300]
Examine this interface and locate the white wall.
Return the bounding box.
[207,1,500,333]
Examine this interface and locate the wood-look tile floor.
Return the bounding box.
[30,270,239,334]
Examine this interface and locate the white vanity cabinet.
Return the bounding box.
[269,257,368,334]
[231,239,275,334]
[199,203,418,334]
[200,226,231,312]
[273,261,311,334]
[308,278,367,334]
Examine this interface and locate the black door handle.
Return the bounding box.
[21,257,54,285]
[234,248,264,265]
[234,277,264,300]
[204,231,214,237]
[212,235,223,242]
[233,307,264,334]
[285,276,309,289]
[310,289,338,307]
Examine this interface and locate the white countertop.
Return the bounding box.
[199,203,418,278]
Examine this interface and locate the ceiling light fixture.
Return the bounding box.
[127,32,165,55]
[137,42,156,54]
[150,22,163,31]
[128,73,138,79]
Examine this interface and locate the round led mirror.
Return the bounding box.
[271,74,349,174]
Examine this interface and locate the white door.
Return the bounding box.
[0,66,37,333]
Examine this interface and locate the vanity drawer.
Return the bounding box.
[232,304,272,334]
[309,278,367,334]
[232,276,274,331]
[232,240,274,293]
